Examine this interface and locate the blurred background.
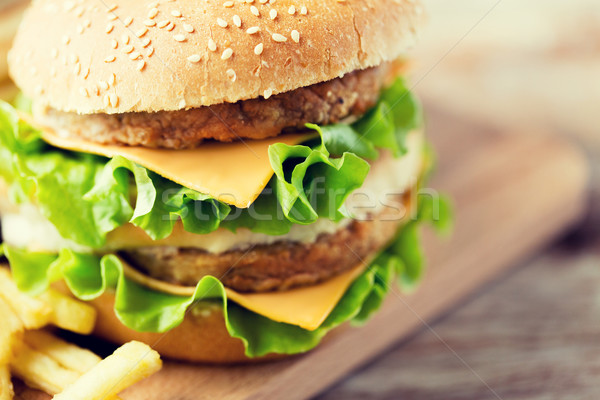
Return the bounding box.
[413,0,600,237]
[0,0,598,398]
[323,1,600,398]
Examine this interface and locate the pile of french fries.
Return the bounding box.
[0,267,162,399]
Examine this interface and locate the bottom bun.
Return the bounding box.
[87,291,291,363]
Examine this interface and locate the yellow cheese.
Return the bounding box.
[37,124,309,208]
[121,259,366,331]
[225,264,366,331]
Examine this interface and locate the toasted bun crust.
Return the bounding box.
[88,290,288,363]
[8,0,424,114]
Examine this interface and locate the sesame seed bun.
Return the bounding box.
[8,0,424,114]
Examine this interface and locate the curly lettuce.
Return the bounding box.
[3,194,451,357]
[0,79,420,248]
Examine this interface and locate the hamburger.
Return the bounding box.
[0,0,449,363]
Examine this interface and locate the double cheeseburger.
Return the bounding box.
[0,0,447,363]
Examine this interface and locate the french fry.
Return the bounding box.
[38,289,97,334]
[0,365,13,400]
[24,330,101,373]
[53,341,162,400]
[0,268,51,329]
[0,296,23,365]
[10,343,80,395]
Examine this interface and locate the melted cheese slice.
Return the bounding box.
[225,264,366,330]
[121,259,366,331]
[36,122,308,208]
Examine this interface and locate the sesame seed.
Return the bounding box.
[137,60,146,71]
[264,88,273,99]
[223,1,234,7]
[250,5,259,16]
[51,48,59,58]
[254,42,263,55]
[226,68,236,82]
[123,45,134,54]
[171,10,182,17]
[291,30,300,43]
[221,48,233,60]
[99,81,109,90]
[259,0,268,3]
[124,17,133,27]
[272,33,287,42]
[178,99,186,108]
[136,27,149,37]
[269,9,277,19]
[166,22,175,31]
[141,38,152,47]
[146,47,155,57]
[83,67,90,79]
[300,6,307,14]
[103,94,110,107]
[110,39,118,49]
[107,4,117,12]
[105,23,114,33]
[187,54,201,63]
[73,63,81,75]
[108,13,117,21]
[84,19,91,28]
[79,87,88,97]
[174,34,186,42]
[129,51,141,60]
[69,54,78,64]
[109,93,119,106]
[149,1,159,8]
[288,5,295,14]
[183,23,194,33]
[148,8,159,19]
[108,73,116,85]
[144,19,156,27]
[233,15,241,27]
[104,55,116,63]
[122,35,130,45]
[77,25,84,34]
[208,38,217,51]
[157,20,169,28]
[217,18,228,28]
[246,26,260,34]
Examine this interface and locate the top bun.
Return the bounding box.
[8,0,424,114]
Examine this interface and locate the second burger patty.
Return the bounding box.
[122,192,412,293]
[34,65,390,149]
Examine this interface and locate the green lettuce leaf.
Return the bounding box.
[0,78,421,247]
[4,194,452,357]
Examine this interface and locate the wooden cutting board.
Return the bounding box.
[14,108,589,400]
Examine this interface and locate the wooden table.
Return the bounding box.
[318,237,600,400]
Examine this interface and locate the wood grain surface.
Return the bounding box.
[317,242,600,400]
[12,108,589,399]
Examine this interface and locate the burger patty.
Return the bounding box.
[35,65,390,149]
[122,192,411,293]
